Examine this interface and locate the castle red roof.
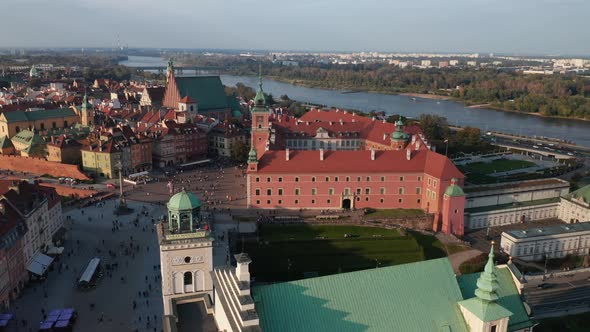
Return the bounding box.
[256,149,463,180]
[271,109,426,149]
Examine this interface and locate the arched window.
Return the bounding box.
[184,271,193,285]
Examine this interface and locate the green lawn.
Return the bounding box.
[241,224,447,281]
[364,208,424,218]
[459,158,536,175]
[537,312,590,332]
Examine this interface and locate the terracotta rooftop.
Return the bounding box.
[0,155,90,180]
[256,149,463,180]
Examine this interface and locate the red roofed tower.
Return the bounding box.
[250,66,270,159]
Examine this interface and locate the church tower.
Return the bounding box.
[250,65,270,159]
[458,243,513,332]
[81,93,94,127]
[158,190,214,322]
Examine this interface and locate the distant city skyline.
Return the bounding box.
[1,0,589,56]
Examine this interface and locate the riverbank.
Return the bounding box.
[261,75,590,123]
[399,93,452,100]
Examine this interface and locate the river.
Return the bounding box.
[121,56,590,147]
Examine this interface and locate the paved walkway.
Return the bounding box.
[448,249,483,275]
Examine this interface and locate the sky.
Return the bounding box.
[1,0,589,55]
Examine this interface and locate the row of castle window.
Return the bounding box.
[286,139,361,149]
[255,175,423,183]
[254,198,420,205]
[255,187,422,196]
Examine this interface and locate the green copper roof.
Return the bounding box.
[175,76,229,111]
[253,258,469,332]
[567,184,590,204]
[458,267,535,331]
[445,181,465,197]
[391,130,409,140]
[1,108,76,123]
[167,190,202,211]
[11,129,44,146]
[458,245,513,323]
[248,148,258,163]
[391,120,409,141]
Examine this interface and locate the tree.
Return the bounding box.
[419,114,449,140]
[230,141,249,163]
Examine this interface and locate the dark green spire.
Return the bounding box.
[167,58,174,82]
[474,243,500,303]
[252,64,266,111]
[82,93,92,110]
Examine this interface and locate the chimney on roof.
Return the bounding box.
[306,121,310,126]
[286,148,290,161]
[352,113,356,117]
[329,121,333,125]
[406,149,412,160]
[371,149,375,161]
[383,133,387,140]
[372,117,375,121]
[352,119,356,123]
[335,109,339,112]
[411,135,416,144]
[344,110,347,114]
[382,119,386,123]
[320,148,324,161]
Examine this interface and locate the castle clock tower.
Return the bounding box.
[250,66,270,159]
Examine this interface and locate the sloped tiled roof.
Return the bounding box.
[256,149,464,180]
[175,76,229,111]
[253,258,469,332]
[1,108,77,123]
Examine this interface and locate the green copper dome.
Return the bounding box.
[248,148,258,163]
[445,179,465,197]
[391,131,409,140]
[168,190,201,211]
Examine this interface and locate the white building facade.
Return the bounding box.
[501,223,590,261]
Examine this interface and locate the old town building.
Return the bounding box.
[148,121,208,168]
[208,121,249,158]
[46,134,82,164]
[0,197,27,311]
[0,180,61,280]
[0,108,80,138]
[81,140,122,179]
[246,76,466,236]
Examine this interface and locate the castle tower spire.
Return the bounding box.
[253,64,266,108]
[166,58,174,83]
